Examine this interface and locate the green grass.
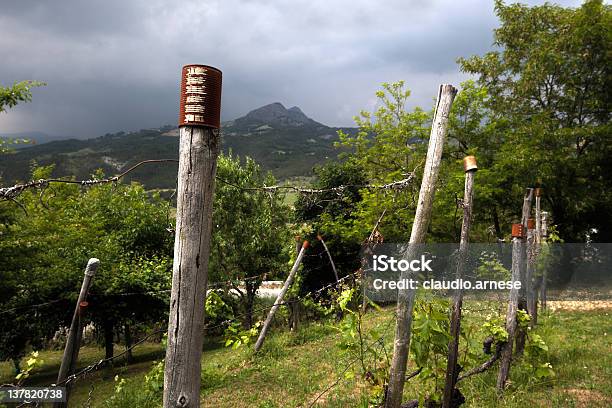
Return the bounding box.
[2,304,610,407]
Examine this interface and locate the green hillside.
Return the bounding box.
[0,103,356,188]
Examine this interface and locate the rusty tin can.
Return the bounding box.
[527,218,536,230]
[463,155,478,172]
[179,64,222,129]
[512,223,525,238]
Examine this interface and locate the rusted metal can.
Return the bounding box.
[527,218,536,229]
[535,187,542,197]
[179,64,222,129]
[463,155,478,172]
[512,223,525,238]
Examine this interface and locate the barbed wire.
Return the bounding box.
[0,159,180,201]
[203,268,360,332]
[0,299,66,316]
[215,174,416,194]
[7,328,165,407]
[0,158,416,203]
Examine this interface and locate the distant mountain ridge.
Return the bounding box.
[0,104,356,188]
[232,102,323,129]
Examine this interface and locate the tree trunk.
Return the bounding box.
[385,84,457,408]
[104,319,114,360]
[124,324,134,363]
[245,280,258,329]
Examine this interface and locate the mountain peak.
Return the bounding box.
[233,102,321,129]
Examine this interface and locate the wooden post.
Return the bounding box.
[532,189,542,325]
[526,220,537,325]
[385,84,457,408]
[254,241,309,352]
[515,188,533,355]
[164,65,221,408]
[540,211,549,310]
[55,258,99,408]
[289,236,301,332]
[318,235,339,282]
[496,224,524,391]
[442,156,477,408]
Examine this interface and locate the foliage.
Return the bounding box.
[224,321,261,350]
[205,290,235,331]
[524,333,555,379]
[14,351,43,385]
[409,296,451,405]
[331,287,388,405]
[0,80,45,152]
[104,374,160,408]
[481,315,509,344]
[0,166,173,363]
[210,153,292,328]
[459,0,612,241]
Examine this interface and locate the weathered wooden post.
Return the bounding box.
[515,188,533,355]
[163,64,222,408]
[496,223,524,391]
[540,210,550,310]
[526,218,537,325]
[442,156,477,408]
[55,258,99,408]
[385,84,457,408]
[532,188,542,324]
[288,236,302,332]
[254,241,309,352]
[318,235,339,282]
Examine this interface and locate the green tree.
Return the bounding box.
[459,0,612,241]
[0,80,45,152]
[209,153,292,328]
[0,167,173,364]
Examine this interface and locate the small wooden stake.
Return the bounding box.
[55,258,99,408]
[385,84,457,408]
[318,235,339,282]
[442,157,477,408]
[254,241,309,352]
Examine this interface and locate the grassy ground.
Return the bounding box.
[1,302,610,407]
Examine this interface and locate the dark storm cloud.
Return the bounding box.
[0,0,583,137]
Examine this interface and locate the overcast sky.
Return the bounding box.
[0,0,582,138]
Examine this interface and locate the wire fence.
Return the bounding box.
[3,262,363,407]
[0,159,416,203]
[0,159,418,406]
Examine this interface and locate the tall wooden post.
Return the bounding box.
[532,188,542,324]
[540,211,549,310]
[496,223,524,391]
[55,258,99,408]
[164,65,222,408]
[515,188,533,355]
[442,156,477,408]
[526,219,537,325]
[385,84,457,408]
[254,241,309,352]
